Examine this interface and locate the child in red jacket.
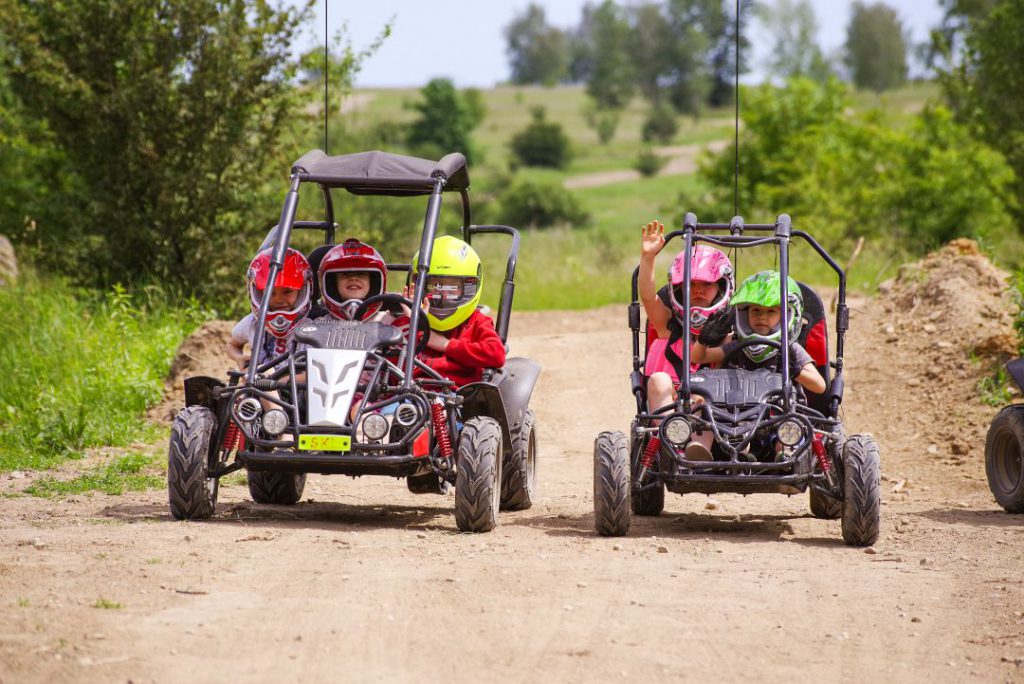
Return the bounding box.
[406,236,505,386]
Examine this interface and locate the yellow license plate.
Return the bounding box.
[298,434,351,452]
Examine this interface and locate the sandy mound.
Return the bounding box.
[148,320,235,423]
[844,238,1018,487]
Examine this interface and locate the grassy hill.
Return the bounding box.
[334,82,949,311]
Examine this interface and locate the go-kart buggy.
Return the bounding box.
[593,213,881,546]
[167,149,540,532]
[984,357,1024,513]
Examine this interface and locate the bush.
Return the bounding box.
[583,101,620,144]
[407,78,485,163]
[642,102,679,143]
[634,148,668,177]
[0,274,211,471]
[509,106,572,169]
[694,77,1015,249]
[498,179,589,229]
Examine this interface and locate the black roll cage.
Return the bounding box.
[247,156,521,393]
[629,212,849,420]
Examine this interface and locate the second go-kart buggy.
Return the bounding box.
[167,149,541,532]
[593,213,881,546]
[984,357,1024,513]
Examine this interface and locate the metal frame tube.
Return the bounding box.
[404,178,446,388]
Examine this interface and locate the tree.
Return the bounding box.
[504,4,570,86]
[756,0,833,82]
[0,0,317,299]
[585,1,636,109]
[943,0,1024,221]
[629,3,675,102]
[406,78,485,163]
[844,2,908,91]
[509,107,572,169]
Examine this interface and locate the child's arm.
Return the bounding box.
[789,343,826,394]
[794,363,826,394]
[226,329,250,369]
[639,221,671,338]
[442,315,506,369]
[692,341,726,365]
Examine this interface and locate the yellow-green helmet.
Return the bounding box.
[411,235,483,331]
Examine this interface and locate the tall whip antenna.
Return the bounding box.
[733,0,740,217]
[324,0,329,154]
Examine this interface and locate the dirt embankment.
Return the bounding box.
[2,239,1023,684]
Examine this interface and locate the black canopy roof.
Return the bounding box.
[290,149,470,195]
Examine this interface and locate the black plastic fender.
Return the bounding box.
[184,376,226,411]
[459,382,513,456]
[459,356,541,455]
[1007,358,1024,393]
[495,357,541,429]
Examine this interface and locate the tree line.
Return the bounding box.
[506,0,915,105]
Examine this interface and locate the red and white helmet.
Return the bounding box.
[247,248,312,338]
[318,238,387,320]
[668,244,734,332]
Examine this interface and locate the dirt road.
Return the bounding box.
[3,250,1024,682]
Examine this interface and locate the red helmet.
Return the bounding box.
[247,248,312,338]
[318,238,387,320]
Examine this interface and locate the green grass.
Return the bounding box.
[92,598,123,610]
[0,273,210,472]
[24,451,165,497]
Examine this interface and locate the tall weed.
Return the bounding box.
[0,274,211,471]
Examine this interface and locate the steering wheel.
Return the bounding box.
[353,293,429,354]
[721,338,785,365]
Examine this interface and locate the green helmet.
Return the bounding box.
[411,235,483,331]
[731,270,804,363]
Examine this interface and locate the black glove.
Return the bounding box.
[697,306,733,346]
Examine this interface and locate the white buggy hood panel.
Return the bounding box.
[306,349,367,427]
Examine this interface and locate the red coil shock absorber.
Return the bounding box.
[221,421,240,451]
[641,436,661,469]
[431,400,453,460]
[812,433,831,473]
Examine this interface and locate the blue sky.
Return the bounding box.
[299,0,944,88]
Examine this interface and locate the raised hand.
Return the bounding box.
[640,220,665,260]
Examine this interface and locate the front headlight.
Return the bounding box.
[777,420,803,447]
[262,409,288,436]
[361,413,390,441]
[662,417,692,446]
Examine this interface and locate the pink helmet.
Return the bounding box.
[668,245,733,332]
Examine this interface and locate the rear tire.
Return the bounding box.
[809,488,842,519]
[630,431,664,516]
[167,406,218,520]
[247,470,306,505]
[840,434,881,546]
[454,417,502,533]
[594,431,631,537]
[985,406,1024,513]
[501,409,537,511]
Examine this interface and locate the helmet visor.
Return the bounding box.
[426,276,479,320]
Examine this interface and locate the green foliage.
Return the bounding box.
[844,2,908,91]
[0,0,318,304]
[509,107,572,169]
[634,148,668,177]
[504,4,569,86]
[407,78,485,163]
[584,1,636,109]
[977,367,1015,407]
[583,101,621,144]
[641,102,679,143]
[940,0,1024,222]
[92,598,123,610]
[25,452,164,497]
[0,273,210,472]
[498,179,589,229]
[694,78,1014,250]
[756,0,833,82]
